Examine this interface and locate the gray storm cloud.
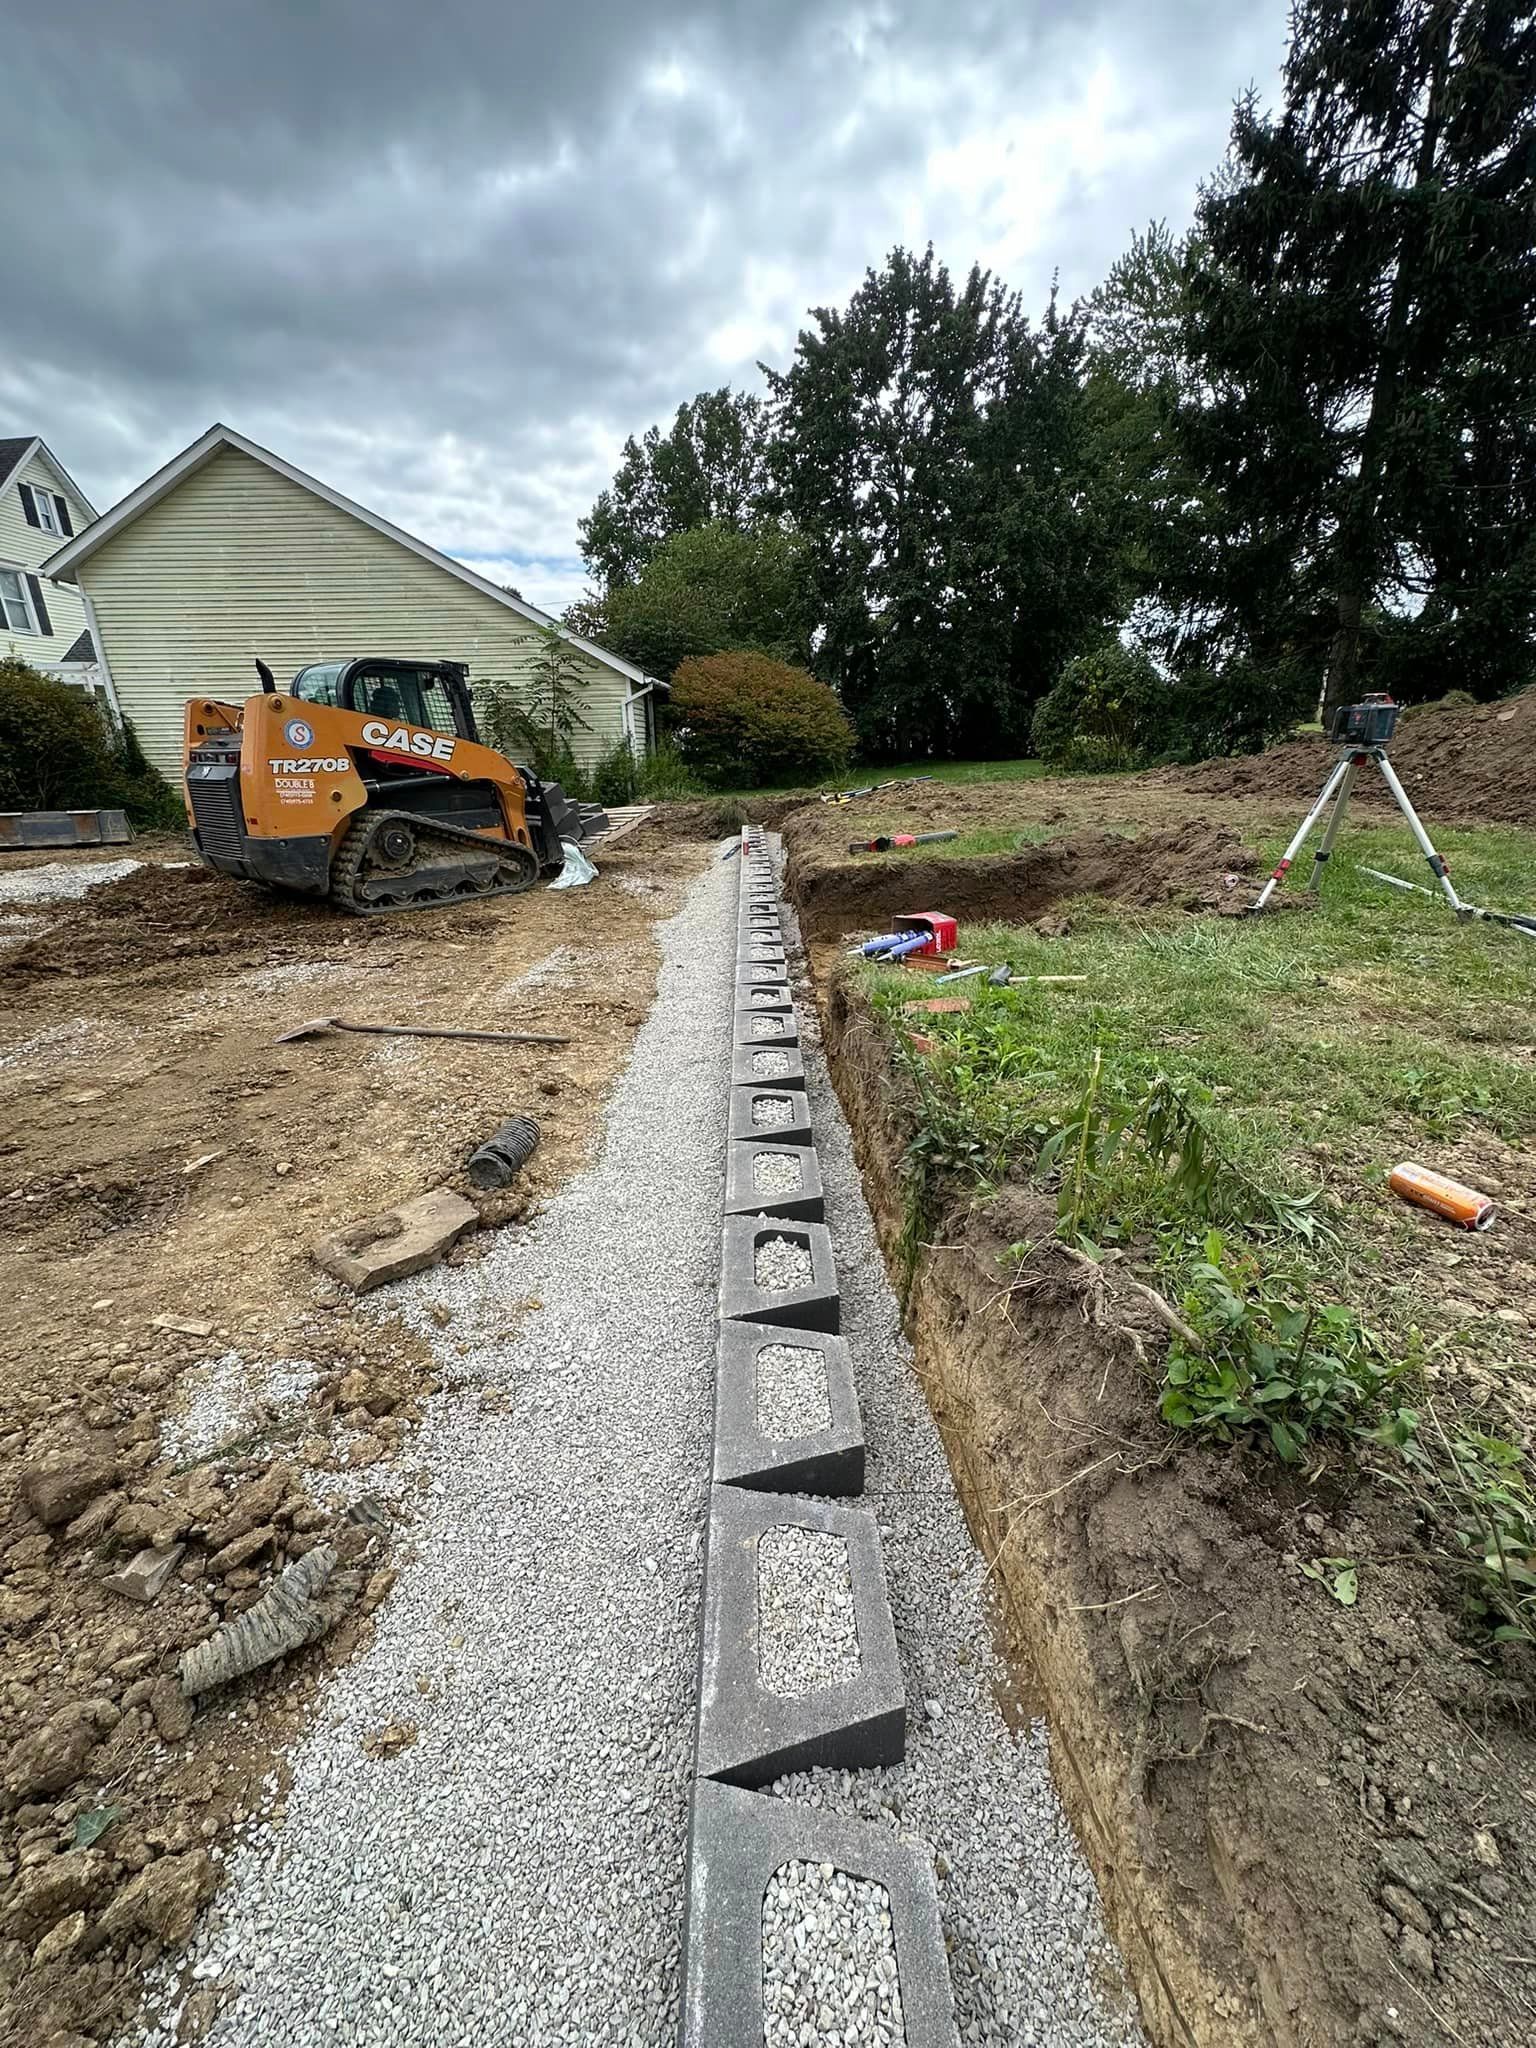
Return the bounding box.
[2,0,1285,605]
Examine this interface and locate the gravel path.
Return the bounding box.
[755,1341,832,1440]
[757,1526,861,1698]
[755,1233,813,1290]
[761,1862,904,2048]
[751,1150,803,1195]
[768,841,1145,2048]
[134,852,736,2048]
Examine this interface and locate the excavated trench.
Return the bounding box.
[782,838,1533,2048]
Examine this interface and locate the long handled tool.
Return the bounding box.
[847,829,958,855]
[1358,867,1536,941]
[275,1015,570,1046]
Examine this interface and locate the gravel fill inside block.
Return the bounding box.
[755,1231,813,1285]
[755,1340,831,1438]
[731,1044,806,1091]
[734,1012,801,1054]
[751,1095,797,1131]
[762,1861,904,2047]
[750,1013,787,1038]
[720,1214,837,1328]
[757,1526,860,1699]
[753,1151,804,1193]
[752,1049,793,1077]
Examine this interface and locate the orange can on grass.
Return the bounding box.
[1388,1163,1495,1231]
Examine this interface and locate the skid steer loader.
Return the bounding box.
[182,656,604,914]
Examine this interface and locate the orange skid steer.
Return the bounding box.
[183,656,597,915]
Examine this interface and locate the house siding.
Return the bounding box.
[76,446,634,777]
[0,453,91,668]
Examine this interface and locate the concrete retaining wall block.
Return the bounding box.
[726,1086,813,1146]
[678,1779,954,2048]
[732,981,794,1016]
[712,1319,863,1494]
[729,1044,806,1091]
[722,1138,825,1222]
[694,1484,904,1786]
[720,1214,838,1331]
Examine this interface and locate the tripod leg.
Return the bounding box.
[1253,754,1352,911]
[1373,752,1465,912]
[1305,756,1358,890]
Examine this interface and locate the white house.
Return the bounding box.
[41,423,663,778]
[0,436,107,705]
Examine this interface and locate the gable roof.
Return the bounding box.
[60,628,96,663]
[0,435,98,519]
[41,421,662,693]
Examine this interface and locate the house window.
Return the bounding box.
[0,568,35,633]
[32,491,59,535]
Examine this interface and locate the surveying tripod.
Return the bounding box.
[1252,694,1536,941]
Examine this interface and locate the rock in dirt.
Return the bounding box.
[4,1849,113,1937]
[1399,1924,1437,1978]
[20,1454,118,1527]
[203,1463,295,1551]
[1380,1837,1442,1901]
[1382,1883,1433,1936]
[207,1524,277,1576]
[103,1542,186,1605]
[3,1699,118,1804]
[0,1586,50,1628]
[313,1188,478,1293]
[92,1847,215,1948]
[149,1674,195,1743]
[32,1906,87,1966]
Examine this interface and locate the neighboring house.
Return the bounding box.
[41,422,664,779]
[0,436,108,704]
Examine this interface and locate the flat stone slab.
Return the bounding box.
[723,1138,824,1222]
[713,1319,863,1494]
[730,1044,806,1091]
[695,1484,903,1786]
[103,1543,185,1604]
[313,1187,478,1292]
[680,1778,954,2048]
[720,1214,839,1332]
[727,1085,813,1146]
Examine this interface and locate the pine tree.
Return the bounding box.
[1182,0,1536,709]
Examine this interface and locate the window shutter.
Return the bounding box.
[54,495,73,537]
[18,483,39,527]
[25,575,52,637]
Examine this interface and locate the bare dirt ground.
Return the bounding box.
[777,754,1536,2048]
[0,826,713,2048]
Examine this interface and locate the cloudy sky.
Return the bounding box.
[5,1,1286,614]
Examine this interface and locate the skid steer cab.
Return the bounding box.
[182,656,590,915]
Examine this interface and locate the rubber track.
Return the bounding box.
[329,807,541,916]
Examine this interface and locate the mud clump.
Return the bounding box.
[1155,687,1536,826]
[792,818,1256,942]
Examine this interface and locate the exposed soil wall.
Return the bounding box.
[813,966,1533,2048]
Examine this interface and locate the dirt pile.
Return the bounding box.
[790,817,1258,942]
[1157,689,1536,826]
[1,862,406,985]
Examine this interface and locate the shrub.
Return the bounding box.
[635,739,703,802]
[1029,643,1171,770]
[668,653,854,787]
[1030,644,1313,770]
[0,658,182,827]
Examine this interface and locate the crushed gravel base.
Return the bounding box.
[752,1151,803,1195]
[767,838,1145,2048]
[751,1093,795,1127]
[755,1233,813,1290]
[0,855,140,904]
[762,1861,904,2047]
[757,1526,861,1697]
[132,848,736,2048]
[755,1342,832,1440]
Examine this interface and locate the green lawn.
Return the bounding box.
[865,817,1536,1638]
[708,755,1052,801]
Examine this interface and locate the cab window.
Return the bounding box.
[348,665,456,735]
[292,662,344,706]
